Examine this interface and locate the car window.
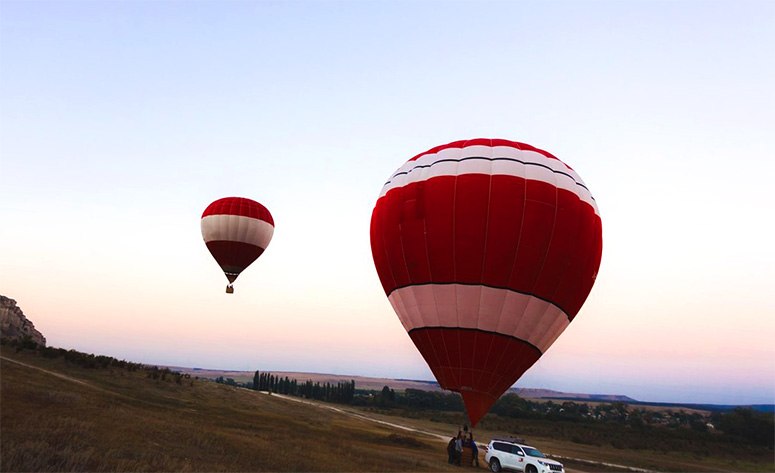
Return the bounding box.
[511,445,525,455]
[522,447,545,458]
[492,442,510,453]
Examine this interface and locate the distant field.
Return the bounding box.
[173,367,448,393]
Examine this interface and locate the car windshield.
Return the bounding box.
[523,447,545,458]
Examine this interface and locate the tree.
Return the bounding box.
[716,408,774,446]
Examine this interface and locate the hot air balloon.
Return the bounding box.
[370,138,602,426]
[201,197,274,293]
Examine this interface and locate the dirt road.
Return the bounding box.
[1,355,115,394]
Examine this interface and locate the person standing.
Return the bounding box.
[447,436,457,464]
[468,432,479,467]
[455,431,463,466]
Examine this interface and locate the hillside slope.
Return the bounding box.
[0,347,460,472]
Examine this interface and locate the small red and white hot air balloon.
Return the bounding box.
[201,197,274,293]
[370,138,602,426]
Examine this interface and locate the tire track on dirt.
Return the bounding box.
[1,356,118,394]
[1,355,165,408]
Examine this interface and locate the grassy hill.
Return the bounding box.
[0,346,460,472]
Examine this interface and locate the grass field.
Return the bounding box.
[0,347,462,472]
[2,346,773,472]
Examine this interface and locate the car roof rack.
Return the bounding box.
[492,437,527,444]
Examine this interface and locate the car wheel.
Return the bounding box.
[489,458,501,472]
[525,465,537,473]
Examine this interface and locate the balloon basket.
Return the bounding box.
[226,285,234,294]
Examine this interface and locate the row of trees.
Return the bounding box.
[250,370,356,404]
[353,386,466,411]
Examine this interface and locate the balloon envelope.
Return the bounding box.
[370,138,602,425]
[201,197,274,287]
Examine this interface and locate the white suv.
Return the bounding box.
[484,438,564,473]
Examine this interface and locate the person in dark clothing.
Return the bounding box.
[468,432,479,467]
[454,432,463,466]
[447,437,457,464]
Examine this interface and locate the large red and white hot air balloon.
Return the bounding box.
[201,197,274,293]
[370,138,602,426]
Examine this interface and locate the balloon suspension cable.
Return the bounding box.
[226,285,234,294]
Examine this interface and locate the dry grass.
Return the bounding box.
[0,348,466,472]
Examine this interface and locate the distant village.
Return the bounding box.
[512,398,715,430]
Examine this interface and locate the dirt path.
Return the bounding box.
[2,356,105,390]
[264,391,452,440]
[0,355,136,402]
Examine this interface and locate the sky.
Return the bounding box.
[1,0,773,406]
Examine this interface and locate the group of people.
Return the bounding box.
[446,426,479,467]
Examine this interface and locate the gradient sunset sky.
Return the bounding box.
[1,1,773,405]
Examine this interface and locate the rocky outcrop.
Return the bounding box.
[0,295,46,346]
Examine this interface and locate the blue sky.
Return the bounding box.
[1,1,773,405]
